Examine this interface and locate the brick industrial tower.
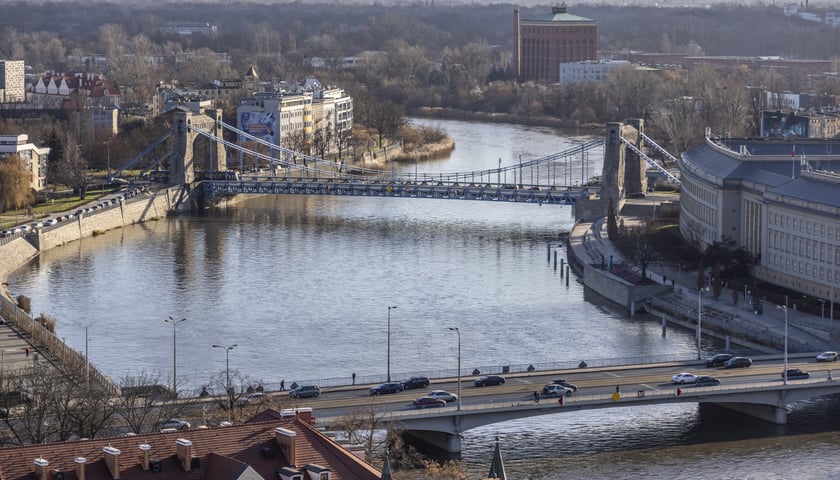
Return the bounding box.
[513,5,598,83]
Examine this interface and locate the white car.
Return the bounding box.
[237,392,266,406]
[426,390,458,402]
[672,372,697,384]
[816,351,838,362]
[541,383,574,397]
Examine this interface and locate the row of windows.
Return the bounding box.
[769,230,838,264]
[770,212,839,240]
[682,179,716,205]
[522,27,594,36]
[770,254,840,282]
[681,193,716,228]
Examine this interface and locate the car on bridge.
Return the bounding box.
[782,368,810,380]
[474,375,505,387]
[816,351,838,362]
[542,383,573,397]
[672,372,697,384]
[237,392,266,406]
[705,353,733,367]
[427,390,458,402]
[724,357,752,369]
[289,385,321,398]
[693,375,721,387]
[552,379,578,391]
[412,396,447,409]
[370,382,404,395]
[401,376,430,389]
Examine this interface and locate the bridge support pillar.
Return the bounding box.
[403,429,462,456]
[712,402,787,424]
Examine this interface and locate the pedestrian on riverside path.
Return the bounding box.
[352,372,356,385]
[280,379,285,391]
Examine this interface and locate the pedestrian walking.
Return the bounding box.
[533,391,540,403]
[352,372,356,385]
[25,347,29,357]
[280,379,285,391]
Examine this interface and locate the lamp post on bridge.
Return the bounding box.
[165,316,187,396]
[448,327,461,411]
[776,305,789,385]
[697,287,709,360]
[387,306,397,383]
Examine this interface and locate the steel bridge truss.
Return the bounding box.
[189,123,604,204]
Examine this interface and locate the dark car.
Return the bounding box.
[552,379,578,391]
[401,376,430,389]
[288,385,321,398]
[705,353,734,368]
[724,357,752,369]
[370,382,404,395]
[474,375,506,387]
[782,368,810,380]
[412,396,447,409]
[693,375,721,387]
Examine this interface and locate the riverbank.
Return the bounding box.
[411,106,605,133]
[566,203,833,354]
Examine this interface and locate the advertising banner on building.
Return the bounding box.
[761,111,808,138]
[239,111,278,144]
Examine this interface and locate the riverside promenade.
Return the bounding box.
[567,209,834,355]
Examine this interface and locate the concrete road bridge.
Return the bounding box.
[297,355,840,454]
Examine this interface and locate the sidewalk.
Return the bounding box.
[569,217,834,354]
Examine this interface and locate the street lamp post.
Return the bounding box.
[777,305,789,385]
[165,316,187,396]
[387,306,397,382]
[448,327,461,411]
[697,288,708,360]
[212,344,237,421]
[819,299,826,325]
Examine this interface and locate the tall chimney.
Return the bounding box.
[75,457,87,480]
[176,438,193,472]
[139,444,151,471]
[103,446,121,479]
[513,9,521,79]
[33,457,49,480]
[275,427,296,467]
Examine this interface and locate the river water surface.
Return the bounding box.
[8,118,840,479]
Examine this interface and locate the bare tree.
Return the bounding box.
[113,371,168,434]
[620,222,659,279]
[53,131,94,200]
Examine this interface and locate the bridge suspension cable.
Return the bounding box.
[199,121,606,188]
[620,137,681,185]
[109,131,172,182]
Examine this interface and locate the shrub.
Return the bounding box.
[16,295,30,314]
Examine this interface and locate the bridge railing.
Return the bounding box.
[177,352,704,398]
[313,375,837,424]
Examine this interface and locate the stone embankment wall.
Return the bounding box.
[0,185,188,393]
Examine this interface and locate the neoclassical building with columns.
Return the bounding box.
[678,134,840,302]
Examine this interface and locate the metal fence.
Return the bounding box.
[0,295,119,394]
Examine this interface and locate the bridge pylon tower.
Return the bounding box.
[171,106,228,186]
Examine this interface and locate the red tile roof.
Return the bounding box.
[0,410,381,480]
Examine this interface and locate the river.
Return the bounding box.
[8,118,840,479]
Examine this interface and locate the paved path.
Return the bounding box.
[568,215,835,354]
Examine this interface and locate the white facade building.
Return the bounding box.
[0,134,50,191]
[0,60,25,103]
